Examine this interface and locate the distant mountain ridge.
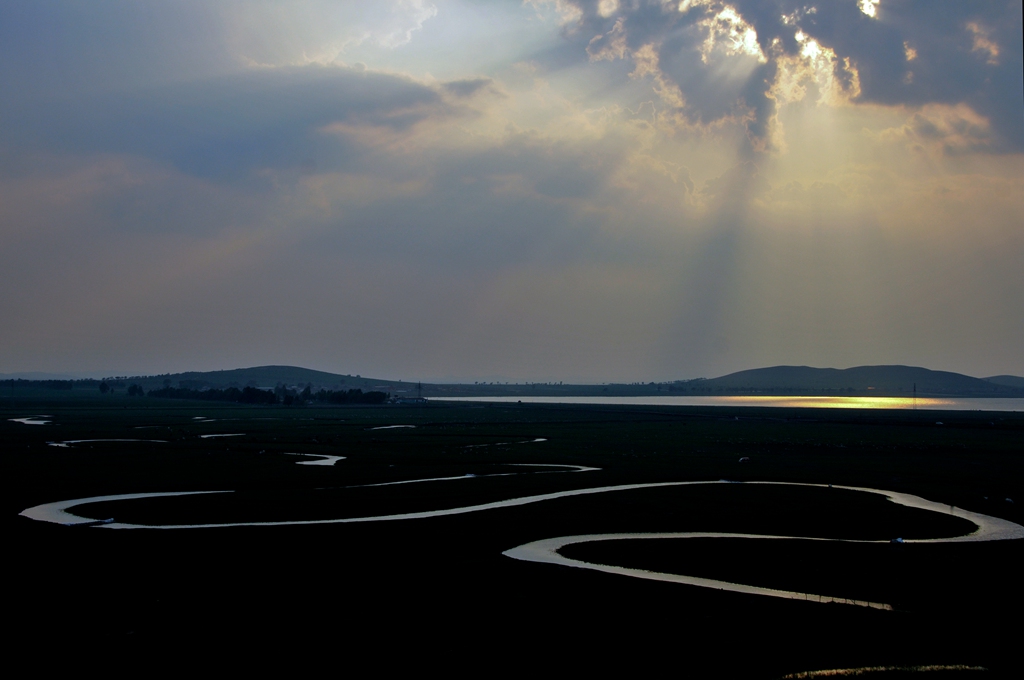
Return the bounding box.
[702,365,1021,396]
[107,365,415,394]
[984,375,1024,389]
[87,364,1024,398]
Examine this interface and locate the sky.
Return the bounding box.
[0,0,1022,382]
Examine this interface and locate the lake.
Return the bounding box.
[433,395,1023,411]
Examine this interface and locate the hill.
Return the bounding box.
[700,365,1022,397]
[7,364,1020,400]
[103,364,1024,398]
[109,366,417,394]
[984,375,1024,389]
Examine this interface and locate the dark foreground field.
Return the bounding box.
[3,396,1022,677]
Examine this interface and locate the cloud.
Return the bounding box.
[222,0,439,65]
[0,65,465,184]
[902,104,994,155]
[0,1,1022,380]
[0,1,231,96]
[0,1,441,97]
[545,0,1023,153]
[743,0,1023,150]
[441,77,498,98]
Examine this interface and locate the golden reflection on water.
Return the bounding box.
[716,396,950,409]
[440,395,1020,411]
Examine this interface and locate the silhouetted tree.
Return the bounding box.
[148,386,277,405]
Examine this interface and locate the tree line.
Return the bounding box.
[2,379,79,390]
[141,384,388,405]
[146,386,279,404]
[274,384,388,405]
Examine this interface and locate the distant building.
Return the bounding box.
[392,396,428,405]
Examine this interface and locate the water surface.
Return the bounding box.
[435,396,1022,411]
[9,416,51,425]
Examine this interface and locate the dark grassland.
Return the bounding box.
[3,394,1022,677]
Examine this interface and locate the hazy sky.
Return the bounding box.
[1,0,1021,382]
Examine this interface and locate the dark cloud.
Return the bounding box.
[287,128,635,274]
[551,1,789,149]
[559,0,1023,152]
[747,0,1024,149]
[0,0,231,95]
[441,77,496,97]
[1,66,455,181]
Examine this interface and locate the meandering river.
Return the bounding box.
[19,479,1022,610]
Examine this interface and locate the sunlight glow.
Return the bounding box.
[859,0,880,18]
[772,32,859,107]
[698,5,767,64]
[780,7,815,26]
[800,39,821,60]
[598,0,619,18]
[967,22,999,65]
[718,396,949,410]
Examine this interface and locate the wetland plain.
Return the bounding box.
[4,394,1022,677]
